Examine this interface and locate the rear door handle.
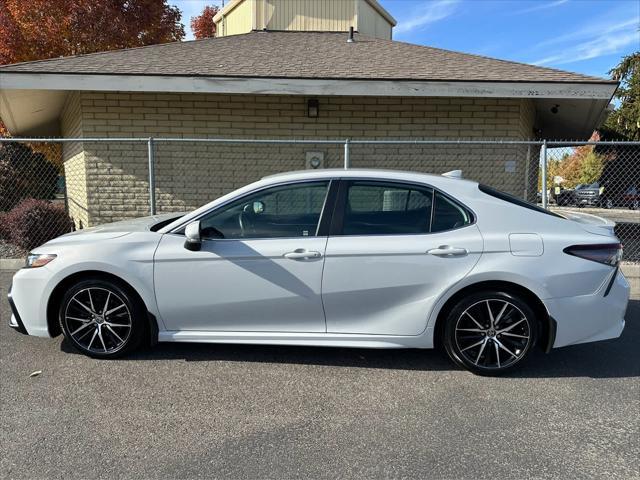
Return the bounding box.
[427,245,468,257]
[284,249,322,260]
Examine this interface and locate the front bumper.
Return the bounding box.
[546,268,630,348]
[7,284,28,335]
[575,196,599,206]
[7,266,54,337]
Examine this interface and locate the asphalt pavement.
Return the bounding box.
[1,270,638,479]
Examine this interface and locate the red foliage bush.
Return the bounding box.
[0,212,9,241]
[3,199,73,251]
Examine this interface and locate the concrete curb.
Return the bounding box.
[621,263,639,296]
[0,259,23,271]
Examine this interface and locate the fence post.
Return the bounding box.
[147,137,156,215]
[541,139,548,209]
[344,138,350,169]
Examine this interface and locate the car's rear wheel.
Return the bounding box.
[443,291,538,375]
[59,278,145,358]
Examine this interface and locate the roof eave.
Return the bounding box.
[0,72,618,99]
[1,73,617,139]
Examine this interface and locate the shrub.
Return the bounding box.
[0,159,20,211]
[4,199,73,251]
[0,212,8,241]
[0,143,59,211]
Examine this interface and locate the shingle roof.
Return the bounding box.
[0,31,612,84]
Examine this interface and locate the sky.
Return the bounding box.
[172,0,639,79]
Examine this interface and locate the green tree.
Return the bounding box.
[604,51,640,140]
[576,151,604,185]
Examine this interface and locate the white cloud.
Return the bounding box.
[535,18,638,49]
[394,0,459,34]
[512,0,569,15]
[531,18,639,66]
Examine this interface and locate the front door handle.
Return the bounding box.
[427,245,468,257]
[284,249,322,260]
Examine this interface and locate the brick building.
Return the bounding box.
[0,0,617,227]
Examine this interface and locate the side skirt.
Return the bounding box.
[157,329,434,349]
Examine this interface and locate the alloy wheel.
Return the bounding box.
[454,299,531,370]
[64,287,132,354]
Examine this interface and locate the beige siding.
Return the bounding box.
[218,0,254,37]
[357,0,392,39]
[215,0,393,38]
[68,91,535,225]
[261,0,355,32]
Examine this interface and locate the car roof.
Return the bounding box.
[261,168,479,189]
[159,168,480,234]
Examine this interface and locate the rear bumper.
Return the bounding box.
[546,268,629,348]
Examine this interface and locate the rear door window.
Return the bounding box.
[342,181,434,235]
[431,191,473,232]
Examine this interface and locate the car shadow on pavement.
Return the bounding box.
[60,300,640,379]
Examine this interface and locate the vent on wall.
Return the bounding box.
[306,151,325,169]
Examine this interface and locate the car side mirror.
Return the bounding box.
[184,220,202,251]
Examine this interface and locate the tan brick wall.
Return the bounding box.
[60,92,89,229]
[518,99,541,202]
[67,92,537,225]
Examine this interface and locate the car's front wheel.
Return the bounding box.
[443,291,538,375]
[59,278,145,358]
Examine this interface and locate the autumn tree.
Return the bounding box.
[553,133,606,188]
[0,0,185,65]
[191,5,219,39]
[0,0,185,135]
[604,51,639,140]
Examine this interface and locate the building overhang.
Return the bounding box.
[0,72,617,139]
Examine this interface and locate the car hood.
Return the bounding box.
[46,212,186,244]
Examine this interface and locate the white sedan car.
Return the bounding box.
[8,169,629,375]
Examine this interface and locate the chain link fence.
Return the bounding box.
[0,137,638,261]
[543,141,640,263]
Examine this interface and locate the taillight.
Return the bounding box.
[563,243,623,267]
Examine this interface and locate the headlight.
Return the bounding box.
[25,253,57,268]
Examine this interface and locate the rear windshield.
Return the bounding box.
[478,184,563,218]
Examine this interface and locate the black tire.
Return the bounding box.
[59,278,146,359]
[442,290,538,376]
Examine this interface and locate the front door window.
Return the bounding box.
[199,181,330,239]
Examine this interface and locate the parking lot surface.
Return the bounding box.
[1,270,639,479]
